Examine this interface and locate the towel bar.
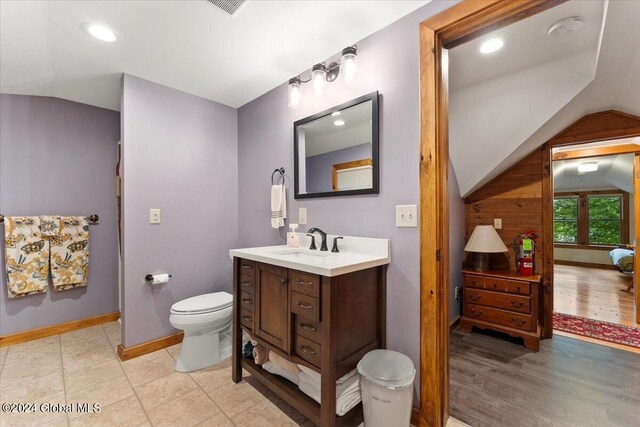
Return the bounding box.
[0,214,99,224]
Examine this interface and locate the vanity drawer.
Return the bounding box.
[290,270,320,298]
[465,303,532,331]
[239,259,255,277]
[295,335,321,368]
[239,274,254,294]
[464,288,530,314]
[484,277,508,293]
[464,274,484,289]
[507,280,531,295]
[294,316,320,344]
[240,308,254,331]
[240,291,254,312]
[290,292,320,322]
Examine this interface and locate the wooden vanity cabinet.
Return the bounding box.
[232,257,387,427]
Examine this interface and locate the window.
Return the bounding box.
[553,192,628,247]
[553,197,579,243]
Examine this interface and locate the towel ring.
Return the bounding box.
[271,167,285,185]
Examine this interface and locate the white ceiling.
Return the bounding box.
[554,153,634,193]
[303,100,372,157]
[460,0,640,196]
[0,0,429,111]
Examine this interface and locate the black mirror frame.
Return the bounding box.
[294,91,380,200]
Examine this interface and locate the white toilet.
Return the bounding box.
[169,291,233,372]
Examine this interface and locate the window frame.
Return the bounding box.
[553,190,629,250]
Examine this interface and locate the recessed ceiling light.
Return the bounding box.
[331,111,341,117]
[81,23,119,42]
[480,38,503,54]
[577,162,598,173]
[333,120,345,126]
[548,17,583,38]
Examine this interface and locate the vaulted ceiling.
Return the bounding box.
[0,0,429,110]
[450,0,640,198]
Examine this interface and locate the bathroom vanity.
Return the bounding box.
[230,236,389,427]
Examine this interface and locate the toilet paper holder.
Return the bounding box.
[145,274,173,282]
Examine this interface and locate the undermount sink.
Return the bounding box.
[269,248,334,258]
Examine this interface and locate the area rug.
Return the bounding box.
[553,312,640,349]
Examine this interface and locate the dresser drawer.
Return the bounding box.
[484,277,508,292]
[239,274,254,294]
[295,335,321,368]
[290,270,320,298]
[294,316,320,344]
[291,292,320,322]
[240,291,254,312]
[240,308,254,331]
[239,259,255,277]
[465,288,530,314]
[507,280,531,295]
[464,274,484,289]
[465,303,532,331]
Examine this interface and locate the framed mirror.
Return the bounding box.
[294,92,379,199]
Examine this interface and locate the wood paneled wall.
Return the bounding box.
[464,150,545,273]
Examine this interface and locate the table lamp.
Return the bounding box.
[465,225,509,271]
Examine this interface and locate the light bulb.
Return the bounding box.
[341,46,357,83]
[288,78,301,108]
[311,64,326,95]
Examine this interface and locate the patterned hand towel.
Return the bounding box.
[40,215,61,236]
[4,216,49,298]
[50,216,89,291]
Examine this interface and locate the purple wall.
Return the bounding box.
[121,75,238,347]
[306,143,372,193]
[237,0,458,398]
[0,94,120,335]
[449,160,465,321]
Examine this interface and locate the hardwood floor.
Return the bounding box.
[450,329,640,427]
[554,264,637,327]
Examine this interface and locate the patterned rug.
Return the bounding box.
[553,312,640,349]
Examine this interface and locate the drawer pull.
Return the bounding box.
[280,277,287,285]
[241,281,253,288]
[241,265,252,270]
[469,294,481,301]
[470,308,483,317]
[509,300,524,308]
[298,345,317,355]
[297,302,313,310]
[491,282,498,288]
[241,315,252,322]
[511,317,526,327]
[300,322,317,332]
[296,279,313,287]
[241,298,252,304]
[516,285,521,292]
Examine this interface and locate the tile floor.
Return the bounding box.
[0,323,467,427]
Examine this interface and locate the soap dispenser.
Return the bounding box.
[287,224,300,248]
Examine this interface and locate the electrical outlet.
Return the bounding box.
[149,209,161,224]
[299,207,307,225]
[494,218,502,229]
[396,205,418,228]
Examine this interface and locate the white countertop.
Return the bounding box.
[229,234,390,277]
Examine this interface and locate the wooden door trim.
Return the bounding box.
[635,155,640,324]
[552,144,640,161]
[418,1,564,426]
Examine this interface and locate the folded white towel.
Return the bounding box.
[298,376,361,416]
[262,361,300,385]
[299,371,359,397]
[270,184,286,228]
[298,365,359,387]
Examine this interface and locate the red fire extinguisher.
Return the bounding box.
[513,231,537,276]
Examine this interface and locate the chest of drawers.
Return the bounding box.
[460,269,541,351]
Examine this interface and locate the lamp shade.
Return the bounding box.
[464,225,508,253]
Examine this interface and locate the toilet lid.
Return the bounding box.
[171,292,233,315]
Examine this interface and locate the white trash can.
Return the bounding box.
[357,349,416,427]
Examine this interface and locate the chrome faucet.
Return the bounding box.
[307,227,328,251]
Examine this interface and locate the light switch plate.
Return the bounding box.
[299,207,307,225]
[150,209,161,224]
[494,218,502,229]
[396,205,418,228]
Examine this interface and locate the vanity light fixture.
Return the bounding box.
[287,45,358,108]
[81,23,119,42]
[479,38,503,54]
[333,119,346,126]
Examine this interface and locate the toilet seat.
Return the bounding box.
[170,292,232,315]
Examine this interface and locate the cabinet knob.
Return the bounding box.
[509,299,524,308]
[511,317,526,327]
